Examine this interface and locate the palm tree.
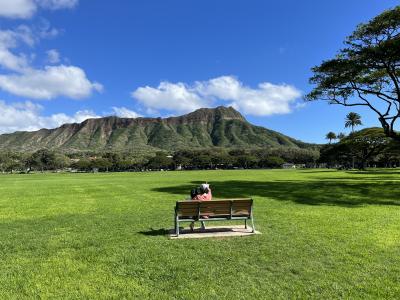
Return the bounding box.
[337,132,346,140]
[345,112,362,169]
[345,112,362,132]
[326,132,337,144]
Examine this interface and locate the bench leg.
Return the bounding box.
[244,219,247,229]
[175,217,179,236]
[200,221,206,230]
[250,216,255,233]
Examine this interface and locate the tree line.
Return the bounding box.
[0,147,320,173]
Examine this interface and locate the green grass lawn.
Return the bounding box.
[0,169,399,299]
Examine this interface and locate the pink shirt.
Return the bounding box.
[193,188,212,201]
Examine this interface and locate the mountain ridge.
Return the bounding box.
[0,106,315,152]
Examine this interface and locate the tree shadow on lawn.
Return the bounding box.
[138,228,169,236]
[152,180,400,207]
[315,176,400,181]
[347,170,400,175]
[295,170,338,173]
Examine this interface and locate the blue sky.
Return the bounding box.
[0,0,398,143]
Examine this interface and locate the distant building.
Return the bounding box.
[282,163,296,169]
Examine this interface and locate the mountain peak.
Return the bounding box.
[184,106,245,121]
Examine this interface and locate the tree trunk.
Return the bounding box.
[359,159,367,170]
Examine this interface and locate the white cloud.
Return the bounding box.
[111,107,142,118]
[36,19,59,39]
[72,109,99,122]
[0,1,99,102]
[0,26,102,100]
[0,65,103,99]
[0,101,146,134]
[0,0,37,19]
[46,49,60,63]
[0,25,35,47]
[200,77,301,116]
[37,0,78,10]
[132,81,208,113]
[131,76,302,116]
[0,100,99,134]
[0,26,35,72]
[0,0,78,19]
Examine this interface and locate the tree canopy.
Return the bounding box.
[337,132,347,140]
[319,127,398,169]
[306,6,400,141]
[325,132,337,144]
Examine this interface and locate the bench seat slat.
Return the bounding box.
[178,210,196,214]
[198,218,231,221]
[232,209,251,215]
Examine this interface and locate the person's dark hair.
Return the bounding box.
[190,185,210,199]
[190,188,198,199]
[200,186,209,194]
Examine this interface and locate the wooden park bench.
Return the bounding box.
[174,198,255,236]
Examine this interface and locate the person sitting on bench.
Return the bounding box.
[189,183,212,231]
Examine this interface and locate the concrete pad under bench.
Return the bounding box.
[169,225,261,239]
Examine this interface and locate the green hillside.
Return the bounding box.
[0,106,315,152]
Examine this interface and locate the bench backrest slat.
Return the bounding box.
[175,198,253,218]
[200,201,231,216]
[231,199,252,216]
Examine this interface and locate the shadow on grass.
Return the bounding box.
[347,170,400,175]
[152,180,400,207]
[296,170,338,173]
[138,228,169,236]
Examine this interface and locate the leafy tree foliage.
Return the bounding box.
[319,128,398,169]
[71,158,91,171]
[258,156,285,168]
[306,6,400,140]
[91,158,113,171]
[326,132,337,144]
[337,132,347,140]
[345,128,391,169]
[345,112,363,132]
[30,150,58,171]
[0,146,321,173]
[146,152,174,170]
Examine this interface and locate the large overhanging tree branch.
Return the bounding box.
[305,6,400,141]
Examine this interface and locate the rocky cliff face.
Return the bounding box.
[0,106,312,152]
